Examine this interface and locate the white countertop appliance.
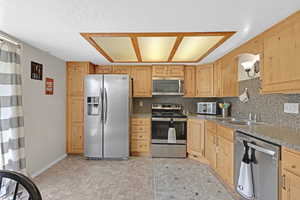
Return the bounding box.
[196,102,218,115]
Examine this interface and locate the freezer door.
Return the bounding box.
[84,75,103,158]
[103,75,129,158]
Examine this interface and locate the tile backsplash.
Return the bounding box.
[133,96,216,114]
[133,78,300,129]
[222,78,300,129]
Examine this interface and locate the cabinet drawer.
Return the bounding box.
[131,125,149,133]
[131,131,149,140]
[131,140,149,152]
[131,118,151,126]
[217,125,234,141]
[282,148,300,176]
[206,120,217,133]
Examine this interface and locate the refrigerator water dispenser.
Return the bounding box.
[87,97,100,115]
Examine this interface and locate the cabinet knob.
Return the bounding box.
[291,165,296,169]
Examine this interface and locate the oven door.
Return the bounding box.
[151,118,186,144]
[152,79,184,96]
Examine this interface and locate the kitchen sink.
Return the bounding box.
[217,118,264,126]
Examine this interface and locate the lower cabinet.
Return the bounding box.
[202,120,235,188]
[187,118,205,161]
[130,117,151,156]
[281,147,300,200]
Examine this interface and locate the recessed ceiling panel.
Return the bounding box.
[92,36,137,62]
[138,37,177,61]
[172,36,224,62]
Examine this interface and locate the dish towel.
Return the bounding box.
[168,120,176,143]
[237,141,254,199]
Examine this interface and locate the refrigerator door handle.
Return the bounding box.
[104,88,108,124]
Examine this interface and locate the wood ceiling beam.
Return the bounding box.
[168,36,183,62]
[131,37,142,62]
[195,32,235,62]
[80,33,114,63]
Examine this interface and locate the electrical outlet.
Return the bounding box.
[139,101,143,107]
[284,103,299,114]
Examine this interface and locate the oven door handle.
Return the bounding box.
[151,118,187,122]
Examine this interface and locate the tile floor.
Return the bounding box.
[34,156,234,200]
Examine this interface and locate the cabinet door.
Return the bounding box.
[187,119,205,156]
[205,129,217,170]
[112,66,131,74]
[213,62,222,97]
[220,57,238,97]
[262,22,300,93]
[131,66,152,97]
[95,65,113,74]
[184,66,196,97]
[67,63,87,96]
[71,123,84,153]
[195,64,214,97]
[168,65,185,77]
[152,65,168,77]
[282,170,300,200]
[216,136,234,187]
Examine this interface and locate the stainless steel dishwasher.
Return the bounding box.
[235,131,281,200]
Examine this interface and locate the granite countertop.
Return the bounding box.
[131,113,152,118]
[188,114,300,152]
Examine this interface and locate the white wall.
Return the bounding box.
[21,43,66,177]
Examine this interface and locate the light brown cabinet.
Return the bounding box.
[187,118,205,160]
[281,147,300,200]
[262,19,300,94]
[195,64,214,97]
[213,61,222,97]
[184,66,196,97]
[67,62,94,154]
[152,65,184,78]
[205,121,217,170]
[112,65,132,74]
[131,66,152,97]
[131,117,151,156]
[220,56,238,97]
[95,65,113,74]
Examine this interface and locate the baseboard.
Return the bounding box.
[30,154,67,178]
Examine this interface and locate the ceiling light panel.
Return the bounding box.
[138,37,177,61]
[172,36,224,61]
[92,36,137,62]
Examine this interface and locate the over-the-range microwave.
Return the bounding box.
[152,78,184,96]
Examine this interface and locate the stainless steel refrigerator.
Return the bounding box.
[84,74,130,159]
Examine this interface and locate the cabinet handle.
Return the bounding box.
[282,174,286,190]
[291,165,296,169]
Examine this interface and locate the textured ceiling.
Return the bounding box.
[0,0,300,65]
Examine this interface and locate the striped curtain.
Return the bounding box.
[0,40,26,173]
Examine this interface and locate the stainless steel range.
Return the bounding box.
[151,103,187,158]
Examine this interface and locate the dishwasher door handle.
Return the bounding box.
[248,143,276,157]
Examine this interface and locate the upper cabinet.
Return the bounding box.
[184,66,196,97]
[112,66,132,74]
[262,17,300,94]
[219,56,238,97]
[95,65,113,74]
[131,66,152,97]
[152,65,184,78]
[195,64,214,97]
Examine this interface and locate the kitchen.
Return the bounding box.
[1,1,300,200]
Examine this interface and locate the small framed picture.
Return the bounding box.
[31,61,43,80]
[45,77,54,95]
